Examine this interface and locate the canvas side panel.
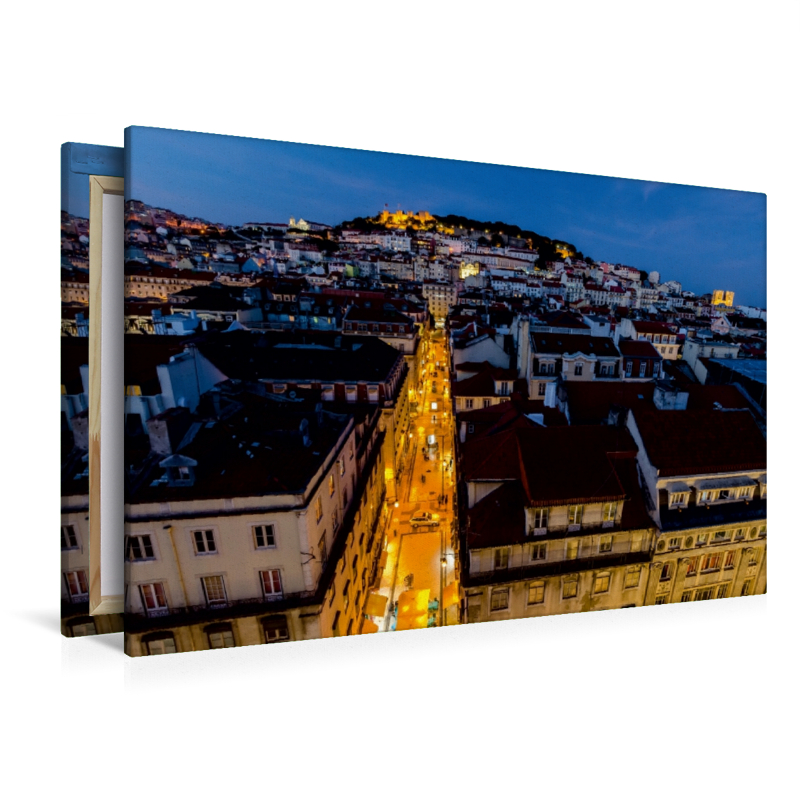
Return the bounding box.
[61,142,124,637]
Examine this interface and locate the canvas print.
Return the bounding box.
[122,126,766,656]
[60,143,124,637]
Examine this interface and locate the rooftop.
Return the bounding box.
[632,409,766,477]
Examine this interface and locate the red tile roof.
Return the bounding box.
[631,409,766,477]
[462,426,637,507]
[619,339,661,359]
[564,382,656,425]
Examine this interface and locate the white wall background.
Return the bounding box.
[2,2,796,798]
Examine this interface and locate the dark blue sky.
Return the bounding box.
[126,126,766,307]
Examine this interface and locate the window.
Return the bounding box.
[499,381,509,395]
[368,385,379,402]
[668,537,681,551]
[741,580,752,597]
[639,362,647,377]
[574,363,583,376]
[206,625,235,649]
[660,563,673,581]
[625,361,633,376]
[624,567,641,589]
[734,528,745,541]
[331,509,339,532]
[202,575,227,606]
[654,595,667,605]
[724,551,736,570]
[699,490,716,504]
[530,543,547,561]
[528,581,545,605]
[681,591,692,603]
[562,576,578,599]
[464,398,474,410]
[718,489,731,500]
[568,505,584,527]
[254,524,276,549]
[695,587,714,601]
[483,399,492,408]
[670,492,688,507]
[126,534,155,561]
[758,526,766,538]
[145,633,176,655]
[338,458,345,476]
[68,617,97,637]
[748,550,759,567]
[345,384,357,402]
[193,529,216,554]
[599,535,613,554]
[139,582,168,614]
[328,475,335,496]
[263,616,290,643]
[490,587,509,611]
[261,569,283,599]
[686,557,698,576]
[318,533,328,569]
[593,573,611,594]
[343,579,351,610]
[566,540,579,560]
[717,584,729,599]
[61,525,79,550]
[696,533,709,546]
[602,502,618,522]
[538,382,546,396]
[314,496,323,523]
[494,547,509,570]
[322,384,335,401]
[64,570,89,601]
[532,508,548,531]
[700,554,721,572]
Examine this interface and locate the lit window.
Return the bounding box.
[686,557,698,576]
[668,537,681,551]
[528,581,545,605]
[568,505,584,526]
[594,573,610,594]
[602,502,618,522]
[624,567,641,589]
[315,496,323,523]
[599,535,613,553]
[700,554,722,572]
[660,563,673,581]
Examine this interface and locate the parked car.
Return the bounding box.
[410,512,439,529]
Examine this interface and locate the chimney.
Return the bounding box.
[653,382,689,410]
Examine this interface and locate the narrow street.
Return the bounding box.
[376,329,459,632]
